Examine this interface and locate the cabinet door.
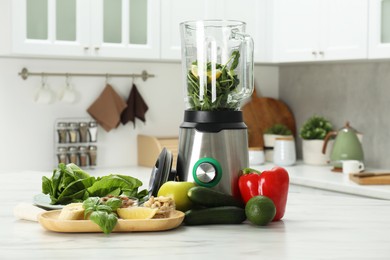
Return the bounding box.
[90,0,160,59]
[160,0,215,60]
[274,0,320,62]
[320,0,368,60]
[219,0,273,63]
[12,0,90,56]
[369,0,390,58]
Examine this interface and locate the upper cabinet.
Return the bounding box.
[12,0,160,59]
[273,0,368,62]
[369,0,390,58]
[160,0,273,63]
[160,0,216,61]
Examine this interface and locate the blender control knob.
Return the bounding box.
[195,162,217,183]
[192,158,222,188]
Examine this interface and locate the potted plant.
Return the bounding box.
[300,115,333,165]
[263,124,293,162]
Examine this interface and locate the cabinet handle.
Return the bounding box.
[312,51,317,56]
[83,46,89,50]
[94,46,100,51]
[319,51,324,56]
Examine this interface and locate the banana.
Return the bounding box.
[58,203,85,220]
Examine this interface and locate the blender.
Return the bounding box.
[176,20,254,198]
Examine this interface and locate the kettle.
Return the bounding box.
[322,122,364,169]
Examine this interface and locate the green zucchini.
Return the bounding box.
[184,206,246,226]
[187,186,244,208]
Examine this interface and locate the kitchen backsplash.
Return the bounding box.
[279,61,390,169]
[0,57,278,172]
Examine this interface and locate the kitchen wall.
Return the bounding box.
[0,57,278,172]
[279,61,390,169]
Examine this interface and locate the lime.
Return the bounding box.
[117,207,158,220]
[245,196,276,226]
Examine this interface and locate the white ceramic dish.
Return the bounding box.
[33,194,64,210]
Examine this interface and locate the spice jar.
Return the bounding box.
[57,147,68,164]
[78,146,89,167]
[68,122,79,143]
[57,122,68,143]
[68,146,78,164]
[79,122,89,143]
[88,145,97,166]
[88,121,98,142]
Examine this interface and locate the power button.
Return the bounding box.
[192,158,222,187]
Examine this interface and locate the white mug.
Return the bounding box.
[34,83,54,104]
[59,80,77,103]
[342,160,365,175]
[273,137,296,166]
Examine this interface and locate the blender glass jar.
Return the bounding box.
[180,20,254,111]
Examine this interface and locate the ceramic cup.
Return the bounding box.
[59,79,77,103]
[34,82,54,104]
[342,160,364,175]
[273,137,296,166]
[248,148,265,165]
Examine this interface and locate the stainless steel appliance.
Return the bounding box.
[176,20,254,197]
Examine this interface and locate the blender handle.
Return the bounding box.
[233,31,254,100]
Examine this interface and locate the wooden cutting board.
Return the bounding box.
[242,89,296,148]
[349,173,390,185]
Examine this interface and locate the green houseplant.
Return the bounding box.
[263,124,293,162]
[300,115,333,165]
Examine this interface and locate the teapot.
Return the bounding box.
[322,122,364,169]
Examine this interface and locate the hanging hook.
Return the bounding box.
[41,73,47,86]
[131,74,136,85]
[105,73,110,85]
[65,73,70,86]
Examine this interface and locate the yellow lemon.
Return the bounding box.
[117,207,158,220]
[191,64,199,77]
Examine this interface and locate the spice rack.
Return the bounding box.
[54,118,98,168]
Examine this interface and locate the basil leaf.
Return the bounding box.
[90,211,118,235]
[105,198,122,211]
[96,204,113,213]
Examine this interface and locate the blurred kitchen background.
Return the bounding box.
[0,0,389,171]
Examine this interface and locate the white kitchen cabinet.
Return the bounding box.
[273,0,368,62]
[160,0,216,60]
[368,0,390,58]
[217,0,273,63]
[160,0,273,63]
[12,0,160,59]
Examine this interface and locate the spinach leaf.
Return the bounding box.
[87,174,145,199]
[42,164,147,205]
[42,163,95,205]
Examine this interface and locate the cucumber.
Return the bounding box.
[187,186,244,208]
[184,206,246,226]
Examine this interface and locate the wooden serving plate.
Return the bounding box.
[38,210,185,233]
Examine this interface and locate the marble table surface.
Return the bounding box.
[1,166,390,259]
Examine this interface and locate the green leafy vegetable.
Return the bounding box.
[83,197,121,234]
[42,163,95,205]
[187,50,241,111]
[87,174,147,200]
[42,163,147,205]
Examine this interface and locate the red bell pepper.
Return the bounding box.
[239,167,289,221]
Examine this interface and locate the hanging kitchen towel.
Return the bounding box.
[121,83,149,127]
[87,84,127,132]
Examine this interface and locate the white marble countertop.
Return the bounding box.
[252,162,390,200]
[2,166,390,259]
